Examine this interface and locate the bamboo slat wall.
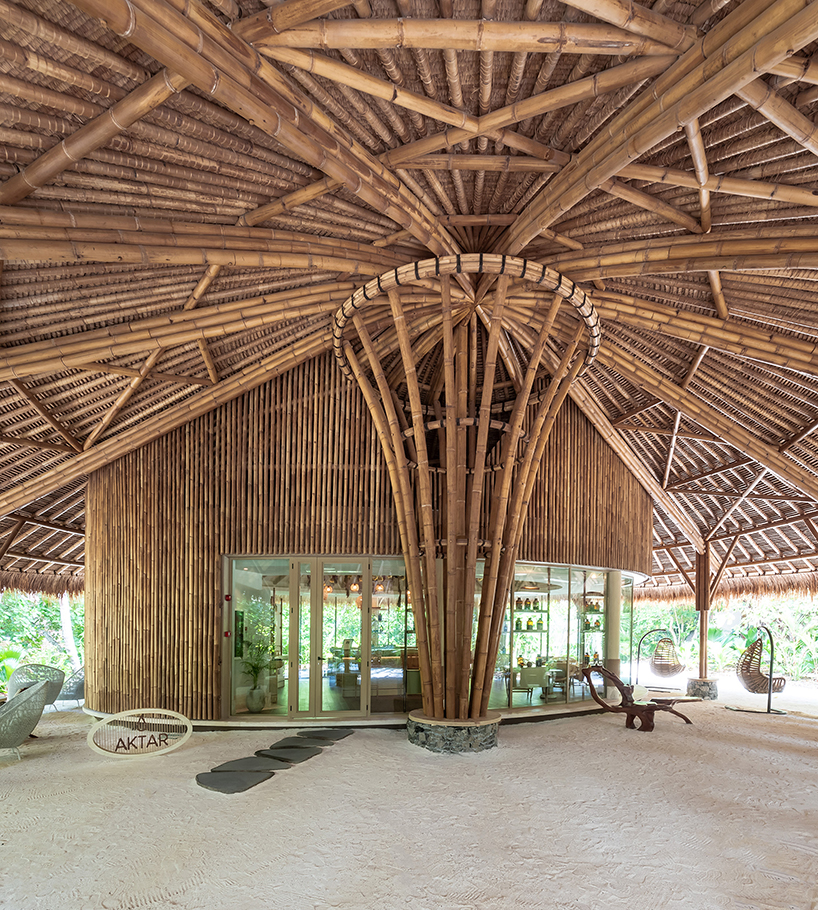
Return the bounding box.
[85,353,650,718]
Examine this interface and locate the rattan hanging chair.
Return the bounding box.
[737,636,786,695]
[650,638,685,679]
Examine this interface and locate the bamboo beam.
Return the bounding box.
[617,424,718,441]
[673,487,816,504]
[559,0,697,50]
[682,346,709,390]
[236,54,671,226]
[249,19,679,55]
[662,411,682,488]
[0,70,188,205]
[4,550,84,569]
[75,363,214,386]
[600,177,703,233]
[710,535,741,595]
[705,469,770,541]
[400,155,560,172]
[665,545,696,592]
[666,456,756,489]
[0,433,78,454]
[598,343,818,501]
[8,514,85,536]
[617,162,818,208]
[0,284,353,381]
[737,78,818,157]
[592,291,818,379]
[8,379,82,452]
[0,518,25,561]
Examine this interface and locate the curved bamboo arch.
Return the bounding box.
[335,256,601,719]
[332,253,602,379]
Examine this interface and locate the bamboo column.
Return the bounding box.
[695,543,711,680]
[334,254,600,719]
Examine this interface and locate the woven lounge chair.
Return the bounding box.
[737,636,786,695]
[650,637,685,679]
[7,664,65,709]
[582,665,693,733]
[0,681,49,760]
[58,666,85,707]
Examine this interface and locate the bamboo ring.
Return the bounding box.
[332,253,601,379]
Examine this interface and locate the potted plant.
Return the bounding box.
[242,641,272,713]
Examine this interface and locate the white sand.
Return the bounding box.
[2,699,817,910]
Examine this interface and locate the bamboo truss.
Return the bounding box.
[2,0,818,602]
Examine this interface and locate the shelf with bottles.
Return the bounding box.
[581,616,604,633]
[513,596,547,613]
[513,613,545,633]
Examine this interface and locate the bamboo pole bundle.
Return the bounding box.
[335,255,600,718]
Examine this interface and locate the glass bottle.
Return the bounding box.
[514,616,522,632]
[526,615,534,631]
[536,616,543,632]
[532,597,539,610]
[515,596,523,610]
[524,597,531,609]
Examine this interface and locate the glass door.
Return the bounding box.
[318,560,367,715]
[228,557,290,717]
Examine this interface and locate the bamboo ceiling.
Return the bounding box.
[2,0,818,597]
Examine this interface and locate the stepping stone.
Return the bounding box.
[255,746,322,763]
[298,728,353,741]
[270,736,333,748]
[211,756,292,772]
[196,771,273,793]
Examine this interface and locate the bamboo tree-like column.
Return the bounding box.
[333,254,600,719]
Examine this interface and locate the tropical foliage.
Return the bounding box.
[0,590,84,692]
[635,593,818,680]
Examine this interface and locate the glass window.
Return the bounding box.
[230,557,290,717]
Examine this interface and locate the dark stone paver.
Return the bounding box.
[270,736,333,748]
[211,756,292,772]
[298,728,353,740]
[196,771,273,793]
[255,746,322,762]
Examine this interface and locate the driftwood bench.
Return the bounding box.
[582,666,694,733]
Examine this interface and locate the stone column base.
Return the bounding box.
[687,678,719,700]
[407,710,501,753]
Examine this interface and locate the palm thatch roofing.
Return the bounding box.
[2,0,818,597]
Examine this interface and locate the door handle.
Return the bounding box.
[317,656,324,661]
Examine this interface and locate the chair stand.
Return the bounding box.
[726,624,787,716]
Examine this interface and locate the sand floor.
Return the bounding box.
[2,690,817,910]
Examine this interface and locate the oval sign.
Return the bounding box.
[87,708,192,757]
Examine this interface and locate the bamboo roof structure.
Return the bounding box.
[2,0,818,598]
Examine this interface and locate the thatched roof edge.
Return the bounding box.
[0,570,85,597]
[637,570,818,604]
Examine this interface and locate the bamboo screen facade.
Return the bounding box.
[85,353,650,719]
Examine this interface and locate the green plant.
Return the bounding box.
[0,647,22,694]
[241,641,272,688]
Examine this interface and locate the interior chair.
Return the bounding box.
[58,666,85,707]
[7,664,65,709]
[512,666,547,702]
[737,635,786,695]
[0,681,49,760]
[650,638,686,679]
[549,659,582,694]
